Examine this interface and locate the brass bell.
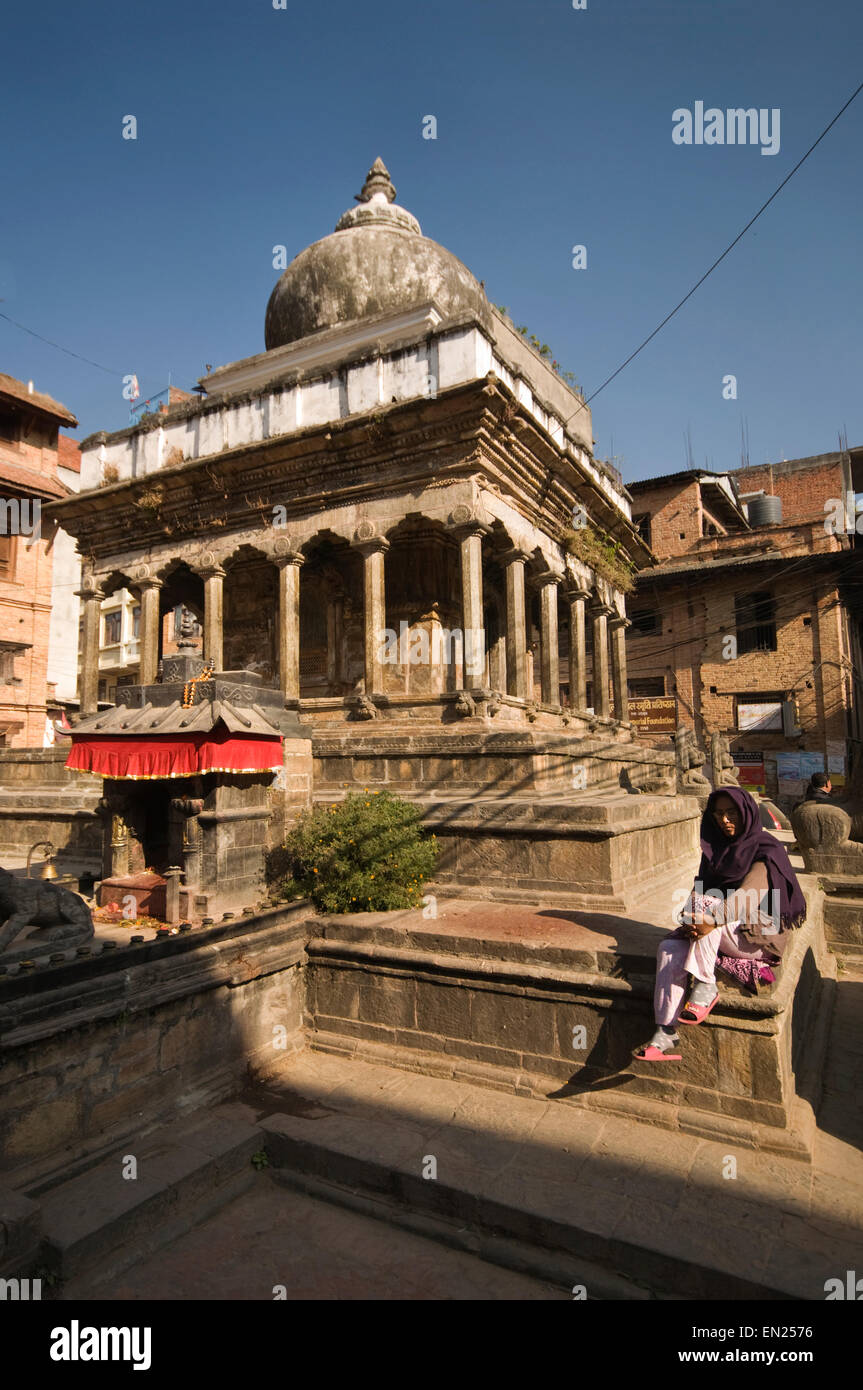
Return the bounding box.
[40,860,58,880]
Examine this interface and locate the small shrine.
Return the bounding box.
[65,641,311,921]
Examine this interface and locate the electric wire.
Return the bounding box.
[564,77,863,426]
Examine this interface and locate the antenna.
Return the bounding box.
[684,425,694,469]
[740,417,750,470]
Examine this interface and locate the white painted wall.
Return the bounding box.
[77,321,631,521]
[47,463,82,702]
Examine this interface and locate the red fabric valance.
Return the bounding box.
[65,732,283,779]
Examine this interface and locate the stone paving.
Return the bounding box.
[107,1180,568,1300]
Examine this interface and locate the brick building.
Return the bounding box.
[625,448,863,806]
[0,373,76,746]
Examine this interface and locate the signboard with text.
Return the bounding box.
[733,750,766,792]
[737,702,783,732]
[629,696,678,734]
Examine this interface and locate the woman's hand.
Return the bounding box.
[687,918,721,939]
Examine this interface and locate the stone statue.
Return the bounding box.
[353,694,378,720]
[790,802,863,874]
[675,726,711,793]
[454,690,476,718]
[710,731,741,788]
[177,605,200,650]
[0,868,94,959]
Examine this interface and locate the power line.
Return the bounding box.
[565,78,863,426]
[0,310,121,377]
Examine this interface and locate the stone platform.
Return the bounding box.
[0,882,847,1299]
[418,792,700,910]
[302,885,835,1159]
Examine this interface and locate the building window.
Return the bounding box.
[734,591,777,654]
[132,605,141,639]
[104,610,122,645]
[629,607,662,636]
[628,677,665,697]
[0,535,15,580]
[633,513,651,546]
[0,406,20,443]
[0,651,15,684]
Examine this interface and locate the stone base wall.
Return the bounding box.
[0,749,102,869]
[0,906,307,1188]
[425,795,700,909]
[311,728,677,798]
[821,882,863,959]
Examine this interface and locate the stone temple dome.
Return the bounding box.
[264,158,490,351]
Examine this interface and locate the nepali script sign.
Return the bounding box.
[629,696,678,734]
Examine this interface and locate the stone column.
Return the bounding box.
[609,614,631,723]
[276,552,304,702]
[137,579,163,686]
[353,537,389,696]
[590,601,613,719]
[455,525,488,689]
[77,583,105,716]
[502,548,530,701]
[537,573,562,707]
[200,566,225,672]
[566,587,590,713]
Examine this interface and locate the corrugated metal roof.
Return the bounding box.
[73,699,283,737]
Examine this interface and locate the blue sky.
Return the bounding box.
[1,0,860,484]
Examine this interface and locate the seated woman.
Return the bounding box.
[634,786,806,1061]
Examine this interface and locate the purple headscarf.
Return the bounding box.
[698,786,806,930]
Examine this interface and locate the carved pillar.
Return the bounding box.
[502,548,530,701]
[199,566,225,672]
[77,583,105,716]
[590,601,613,719]
[327,596,344,688]
[352,537,389,696]
[490,597,507,691]
[566,587,590,713]
[537,573,562,707]
[276,552,304,702]
[455,525,488,689]
[609,614,631,722]
[137,579,163,686]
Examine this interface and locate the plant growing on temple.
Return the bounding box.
[562,521,638,595]
[272,789,438,913]
[133,483,165,513]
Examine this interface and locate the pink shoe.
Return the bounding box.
[678,992,719,1025]
[632,1043,681,1061]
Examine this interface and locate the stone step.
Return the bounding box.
[33,1102,263,1297]
[249,1050,831,1300]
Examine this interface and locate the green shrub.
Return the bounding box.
[272,789,438,913]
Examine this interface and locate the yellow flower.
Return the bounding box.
[370,874,375,879]
[313,868,319,874]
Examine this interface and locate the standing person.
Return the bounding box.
[634,786,806,1061]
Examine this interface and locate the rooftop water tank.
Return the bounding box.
[748,492,783,526]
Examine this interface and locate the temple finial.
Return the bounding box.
[354,157,396,204]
